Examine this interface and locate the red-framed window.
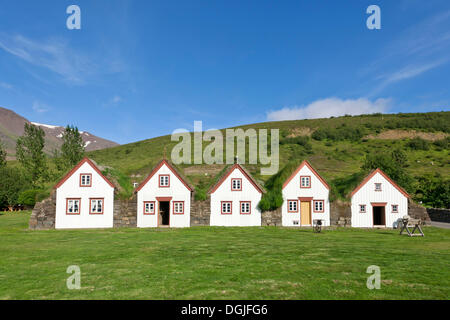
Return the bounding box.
[300,176,311,188]
[79,173,92,187]
[144,201,155,215]
[359,204,366,213]
[89,198,104,215]
[159,174,170,187]
[375,183,382,191]
[313,200,324,213]
[173,201,184,215]
[288,199,298,213]
[240,201,251,214]
[391,204,399,213]
[221,201,232,214]
[231,178,242,191]
[66,198,81,215]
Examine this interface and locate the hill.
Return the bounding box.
[86,111,449,204]
[0,107,119,159]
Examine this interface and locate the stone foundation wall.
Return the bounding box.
[261,208,282,226]
[330,201,351,226]
[29,192,56,230]
[408,200,430,224]
[190,195,211,226]
[426,208,450,223]
[113,197,137,228]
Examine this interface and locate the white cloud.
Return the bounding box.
[266,97,390,121]
[103,95,122,108]
[0,34,94,84]
[0,81,13,90]
[32,101,50,113]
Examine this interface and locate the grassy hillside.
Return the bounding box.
[86,112,449,202]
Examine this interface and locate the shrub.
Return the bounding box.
[18,189,40,207]
[406,137,430,150]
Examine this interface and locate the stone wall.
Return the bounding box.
[29,191,56,230]
[408,200,430,224]
[190,195,211,226]
[330,201,351,226]
[426,208,450,223]
[113,197,137,227]
[261,208,282,226]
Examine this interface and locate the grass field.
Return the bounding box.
[0,211,449,300]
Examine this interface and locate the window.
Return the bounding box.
[221,201,232,214]
[173,201,184,214]
[375,183,382,191]
[89,198,103,214]
[66,199,80,215]
[231,178,242,191]
[359,204,366,213]
[288,200,298,213]
[300,176,311,188]
[240,201,251,214]
[144,201,155,215]
[159,175,170,187]
[80,174,92,187]
[313,200,324,213]
[392,204,399,213]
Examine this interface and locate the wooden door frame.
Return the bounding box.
[299,197,312,226]
[371,202,386,227]
[157,200,171,227]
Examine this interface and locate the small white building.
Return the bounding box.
[208,164,265,226]
[281,160,330,227]
[135,159,193,228]
[54,157,116,229]
[351,168,409,228]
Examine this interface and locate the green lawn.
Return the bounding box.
[0,211,449,299]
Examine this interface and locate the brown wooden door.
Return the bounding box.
[300,201,311,225]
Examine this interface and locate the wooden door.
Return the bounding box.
[300,201,311,225]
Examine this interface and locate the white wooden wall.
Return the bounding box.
[351,172,408,228]
[281,165,330,226]
[137,163,191,228]
[55,162,114,229]
[210,168,262,226]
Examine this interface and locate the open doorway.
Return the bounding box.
[372,205,385,226]
[158,201,170,226]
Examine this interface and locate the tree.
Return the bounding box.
[61,125,85,168]
[362,149,413,192]
[0,142,6,168]
[0,166,31,210]
[16,123,48,185]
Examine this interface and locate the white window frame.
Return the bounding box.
[90,199,103,214]
[144,202,155,214]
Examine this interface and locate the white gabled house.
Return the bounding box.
[208,164,265,226]
[281,160,330,227]
[135,159,193,228]
[54,157,116,229]
[351,168,409,228]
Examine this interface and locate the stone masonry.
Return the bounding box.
[190,195,211,226]
[426,208,450,223]
[261,208,282,226]
[113,197,137,228]
[29,191,56,230]
[408,199,431,224]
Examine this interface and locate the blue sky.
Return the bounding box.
[0,0,449,144]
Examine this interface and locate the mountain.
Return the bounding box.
[0,107,119,159]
